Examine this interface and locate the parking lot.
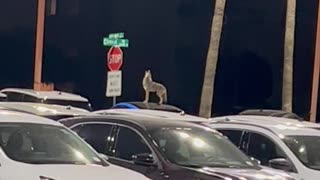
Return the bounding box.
[0,88,316,179]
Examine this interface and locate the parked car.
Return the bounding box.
[239,109,303,120]
[0,88,92,111]
[108,101,184,113]
[59,114,294,180]
[0,109,148,180]
[0,102,93,120]
[208,115,320,180]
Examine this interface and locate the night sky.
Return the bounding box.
[0,0,319,119]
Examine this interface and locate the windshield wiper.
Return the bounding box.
[20,159,88,165]
[177,163,204,168]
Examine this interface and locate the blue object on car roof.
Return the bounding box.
[111,101,184,113]
[112,102,139,109]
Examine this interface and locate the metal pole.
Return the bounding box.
[310,1,320,122]
[33,0,46,90]
[113,97,116,106]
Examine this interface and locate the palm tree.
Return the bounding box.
[282,0,296,112]
[199,0,226,118]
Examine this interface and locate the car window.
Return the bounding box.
[247,132,286,165]
[5,92,23,102]
[0,123,106,166]
[22,94,38,102]
[218,130,243,147]
[72,124,113,155]
[115,126,151,161]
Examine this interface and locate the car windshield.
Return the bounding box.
[0,123,106,166]
[44,99,92,111]
[283,135,320,171]
[149,126,258,169]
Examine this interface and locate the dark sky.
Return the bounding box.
[0,0,318,118]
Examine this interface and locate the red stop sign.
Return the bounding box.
[107,47,123,71]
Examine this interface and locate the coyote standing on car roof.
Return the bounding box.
[143,70,167,104]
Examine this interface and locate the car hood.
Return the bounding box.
[197,166,294,180]
[6,163,147,180]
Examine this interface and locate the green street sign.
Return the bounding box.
[116,39,129,47]
[103,38,129,47]
[108,32,124,39]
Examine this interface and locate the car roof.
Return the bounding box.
[239,109,303,120]
[112,102,184,113]
[0,102,92,117]
[210,115,320,136]
[60,112,216,132]
[93,109,209,123]
[0,109,62,126]
[0,88,88,102]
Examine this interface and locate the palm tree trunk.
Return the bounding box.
[282,0,296,112]
[199,0,226,118]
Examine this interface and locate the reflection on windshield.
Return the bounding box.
[150,127,257,169]
[283,136,320,171]
[0,123,105,166]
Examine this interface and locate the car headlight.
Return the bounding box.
[40,176,56,180]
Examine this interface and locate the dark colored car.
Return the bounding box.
[59,115,293,180]
[111,101,184,113]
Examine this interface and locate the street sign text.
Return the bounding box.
[107,47,123,71]
[103,38,129,48]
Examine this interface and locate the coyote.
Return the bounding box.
[143,70,167,104]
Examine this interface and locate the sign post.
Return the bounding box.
[104,32,129,105]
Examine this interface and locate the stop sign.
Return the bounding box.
[107,47,123,71]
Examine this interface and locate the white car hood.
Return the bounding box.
[3,163,147,180]
[199,166,294,180]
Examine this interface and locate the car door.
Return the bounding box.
[218,128,289,166]
[244,131,288,166]
[108,125,164,179]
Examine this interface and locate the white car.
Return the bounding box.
[0,88,92,111]
[0,109,148,180]
[0,102,92,120]
[209,115,320,180]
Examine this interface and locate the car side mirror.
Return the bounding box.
[250,156,261,165]
[269,158,292,172]
[99,153,109,161]
[132,153,157,167]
